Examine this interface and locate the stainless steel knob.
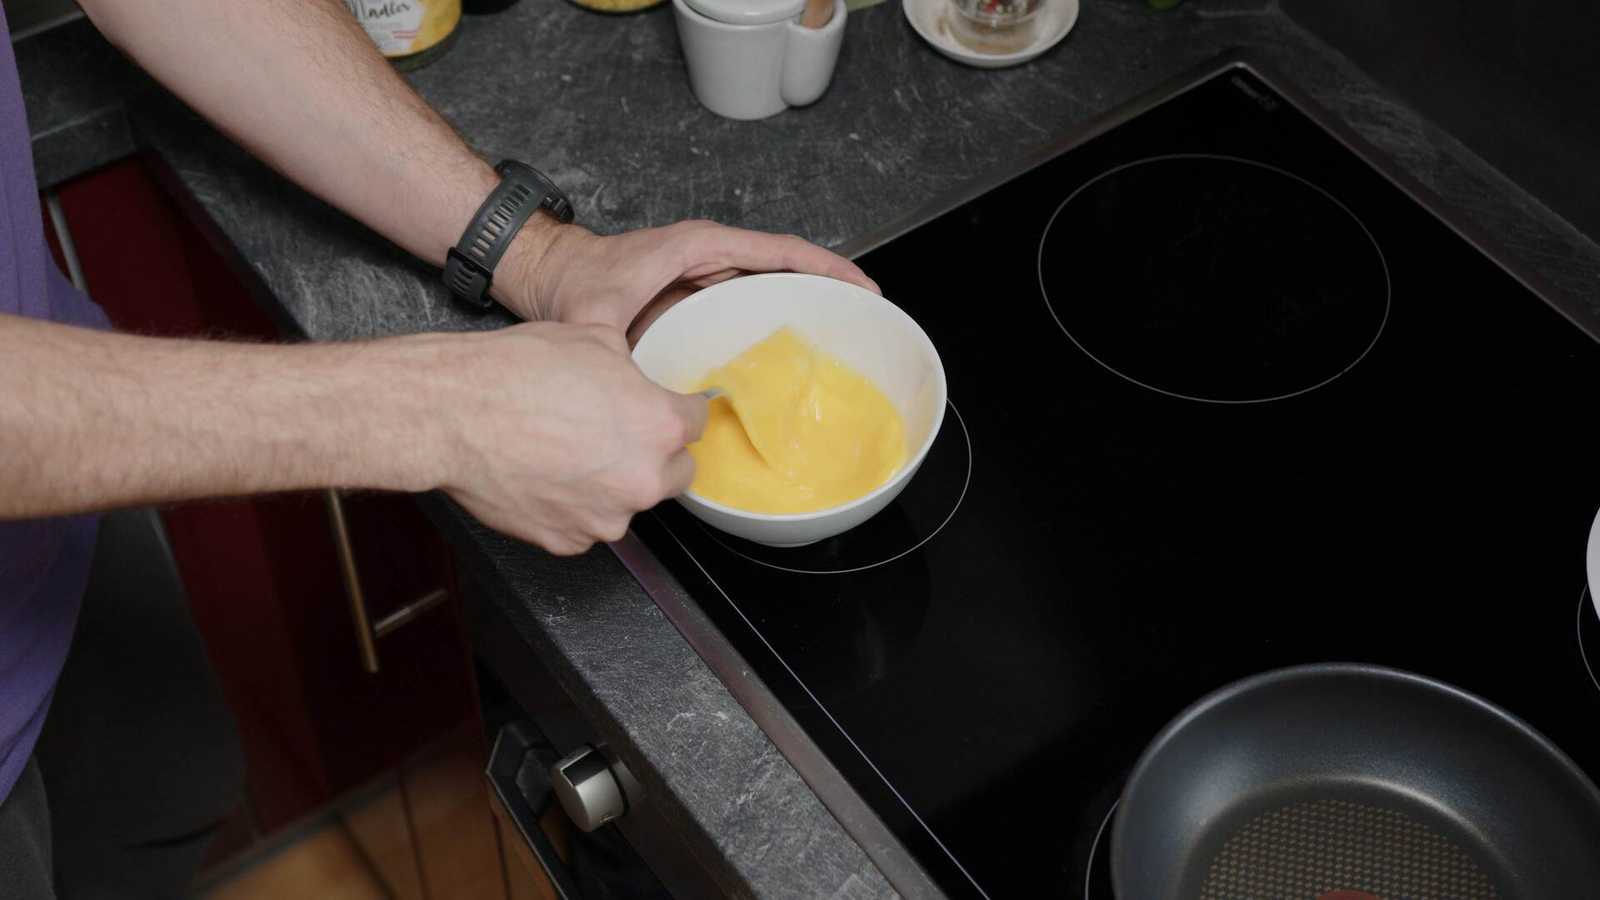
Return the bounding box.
[550,745,631,832]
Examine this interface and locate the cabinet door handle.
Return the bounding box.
[323,490,450,674]
[44,192,90,293]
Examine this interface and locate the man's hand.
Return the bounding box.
[1,315,704,558]
[496,218,880,343]
[434,322,708,555]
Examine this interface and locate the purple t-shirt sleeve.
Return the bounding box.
[1,4,112,804]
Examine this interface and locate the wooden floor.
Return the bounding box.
[197,725,526,899]
[202,823,386,900]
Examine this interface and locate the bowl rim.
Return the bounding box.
[633,272,949,523]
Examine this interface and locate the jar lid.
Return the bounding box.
[683,0,805,26]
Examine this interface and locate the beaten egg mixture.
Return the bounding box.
[689,328,908,514]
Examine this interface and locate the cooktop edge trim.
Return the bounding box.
[608,530,952,900]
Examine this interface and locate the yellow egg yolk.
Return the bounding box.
[689,328,908,515]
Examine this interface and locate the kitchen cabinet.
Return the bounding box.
[42,155,504,893]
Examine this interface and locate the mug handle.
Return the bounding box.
[782,0,847,108]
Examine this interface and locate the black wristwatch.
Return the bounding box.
[445,160,574,310]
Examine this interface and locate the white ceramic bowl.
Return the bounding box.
[632,273,947,547]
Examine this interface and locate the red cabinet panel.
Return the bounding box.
[55,157,281,339]
[49,156,480,840]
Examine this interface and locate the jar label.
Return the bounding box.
[345,0,460,57]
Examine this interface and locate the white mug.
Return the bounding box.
[672,0,847,121]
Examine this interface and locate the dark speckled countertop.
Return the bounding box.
[17,1,1600,896]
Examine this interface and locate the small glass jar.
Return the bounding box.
[947,0,1043,55]
[344,0,463,71]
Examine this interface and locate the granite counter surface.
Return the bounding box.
[17,1,1600,897]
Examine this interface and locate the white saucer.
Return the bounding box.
[902,0,1079,69]
[1588,506,1600,615]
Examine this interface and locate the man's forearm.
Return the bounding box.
[76,0,552,286]
[0,314,447,518]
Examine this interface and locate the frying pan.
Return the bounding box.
[1112,664,1600,899]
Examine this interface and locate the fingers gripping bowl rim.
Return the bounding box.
[630,273,948,547]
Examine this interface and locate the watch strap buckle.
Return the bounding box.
[544,195,575,224]
[445,247,494,309]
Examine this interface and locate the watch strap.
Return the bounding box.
[446,160,574,310]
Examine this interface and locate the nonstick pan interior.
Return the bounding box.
[1111,664,1600,899]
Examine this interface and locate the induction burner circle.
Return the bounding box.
[1038,154,1392,404]
[699,401,972,575]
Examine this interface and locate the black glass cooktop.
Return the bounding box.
[630,61,1600,898]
